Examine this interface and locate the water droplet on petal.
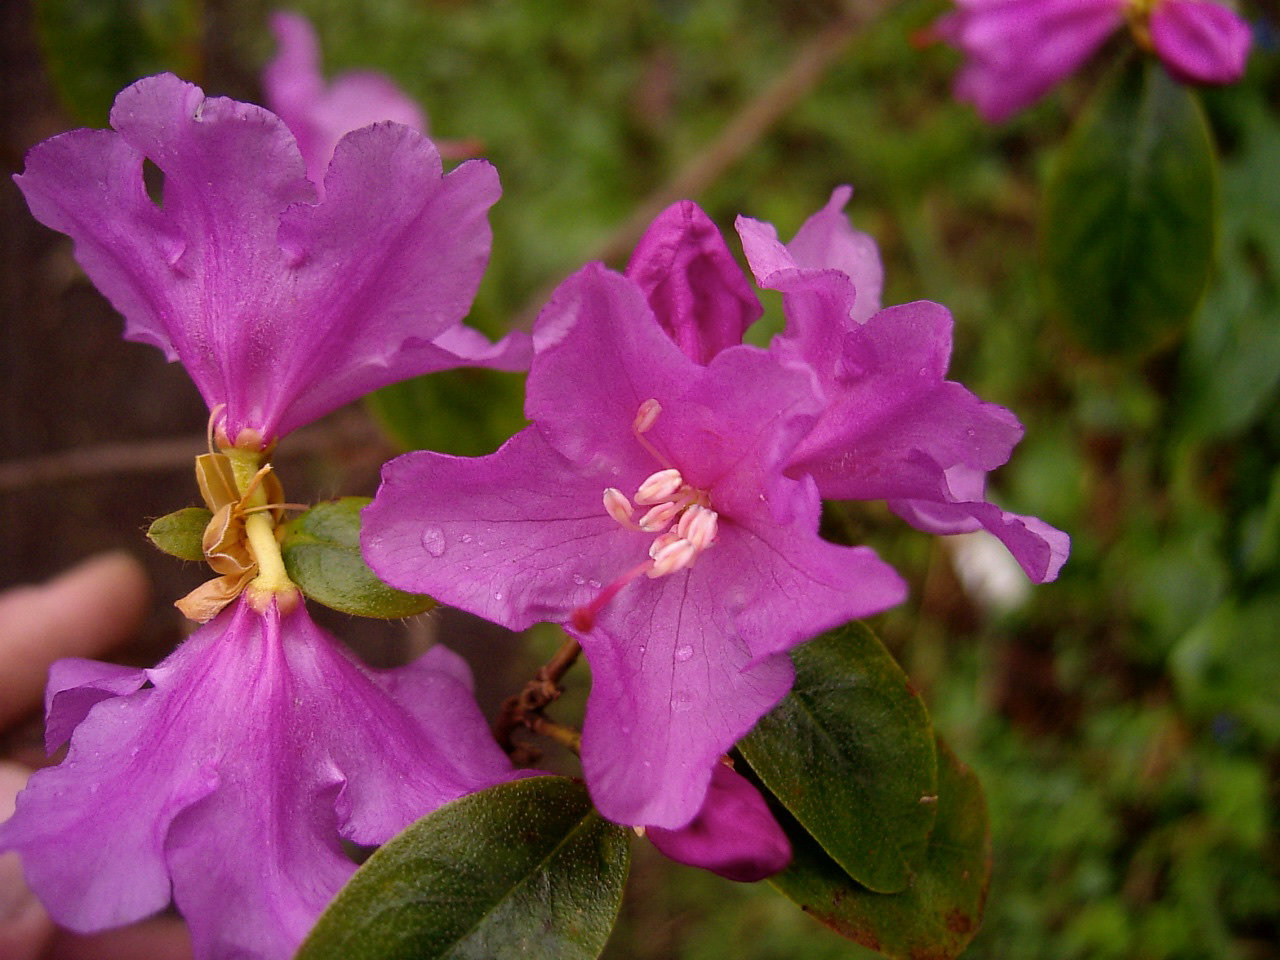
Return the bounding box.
[674,644,694,663]
[458,533,474,544]
[671,691,694,712]
[572,573,587,586]
[588,579,602,590]
[493,592,504,601]
[420,527,445,557]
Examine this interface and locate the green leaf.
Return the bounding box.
[36,0,202,126]
[146,506,212,562]
[1043,57,1217,355]
[280,498,434,619]
[367,369,528,455]
[739,622,937,894]
[768,739,991,960]
[297,776,631,960]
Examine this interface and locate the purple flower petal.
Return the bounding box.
[933,0,1126,123]
[43,658,147,752]
[14,74,507,445]
[625,201,761,364]
[0,597,512,960]
[744,190,1069,583]
[647,763,790,882]
[265,11,427,189]
[365,256,906,829]
[362,426,637,630]
[1150,0,1252,86]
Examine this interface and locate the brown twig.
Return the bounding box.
[0,409,383,493]
[494,632,582,763]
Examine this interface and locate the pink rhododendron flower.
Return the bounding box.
[738,187,1069,584]
[932,0,1252,123]
[0,596,516,960]
[363,192,1067,854]
[14,73,528,449]
[361,202,910,837]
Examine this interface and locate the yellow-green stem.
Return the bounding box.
[223,446,296,601]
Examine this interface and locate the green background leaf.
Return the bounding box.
[36,0,202,125]
[768,739,991,960]
[297,776,631,960]
[1043,57,1217,355]
[146,506,211,562]
[367,369,527,455]
[280,498,434,619]
[739,622,937,894]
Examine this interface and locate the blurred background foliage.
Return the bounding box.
[19,0,1280,956]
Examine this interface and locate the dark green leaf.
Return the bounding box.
[739,622,937,894]
[297,776,631,960]
[280,498,434,619]
[769,739,991,960]
[146,506,211,562]
[367,369,527,455]
[1043,57,1217,355]
[36,0,202,126]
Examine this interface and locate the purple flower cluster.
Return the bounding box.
[4,14,1074,960]
[361,190,1067,837]
[933,0,1253,123]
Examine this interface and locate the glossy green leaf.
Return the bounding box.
[280,498,434,619]
[297,776,631,960]
[769,739,991,960]
[367,369,527,455]
[739,622,937,894]
[146,506,211,562]
[36,0,202,126]
[1043,57,1216,355]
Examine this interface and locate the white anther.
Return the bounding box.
[649,538,698,577]
[633,399,662,434]
[679,505,719,551]
[635,468,683,505]
[648,530,682,560]
[603,488,635,527]
[638,501,679,533]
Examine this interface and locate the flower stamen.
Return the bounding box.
[575,400,721,630]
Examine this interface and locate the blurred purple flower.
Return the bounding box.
[361,204,908,834]
[14,73,528,449]
[738,187,1069,583]
[264,11,483,190]
[265,10,427,190]
[0,595,515,960]
[931,0,1252,123]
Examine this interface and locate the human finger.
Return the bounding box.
[0,552,151,729]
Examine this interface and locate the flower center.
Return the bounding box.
[570,399,719,632]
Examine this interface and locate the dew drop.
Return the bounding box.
[493,592,504,601]
[588,579,602,590]
[674,644,694,663]
[458,533,474,544]
[671,691,694,712]
[966,428,976,438]
[572,573,587,586]
[420,526,445,557]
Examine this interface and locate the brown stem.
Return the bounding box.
[493,632,583,760]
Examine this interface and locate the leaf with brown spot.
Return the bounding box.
[768,739,991,960]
